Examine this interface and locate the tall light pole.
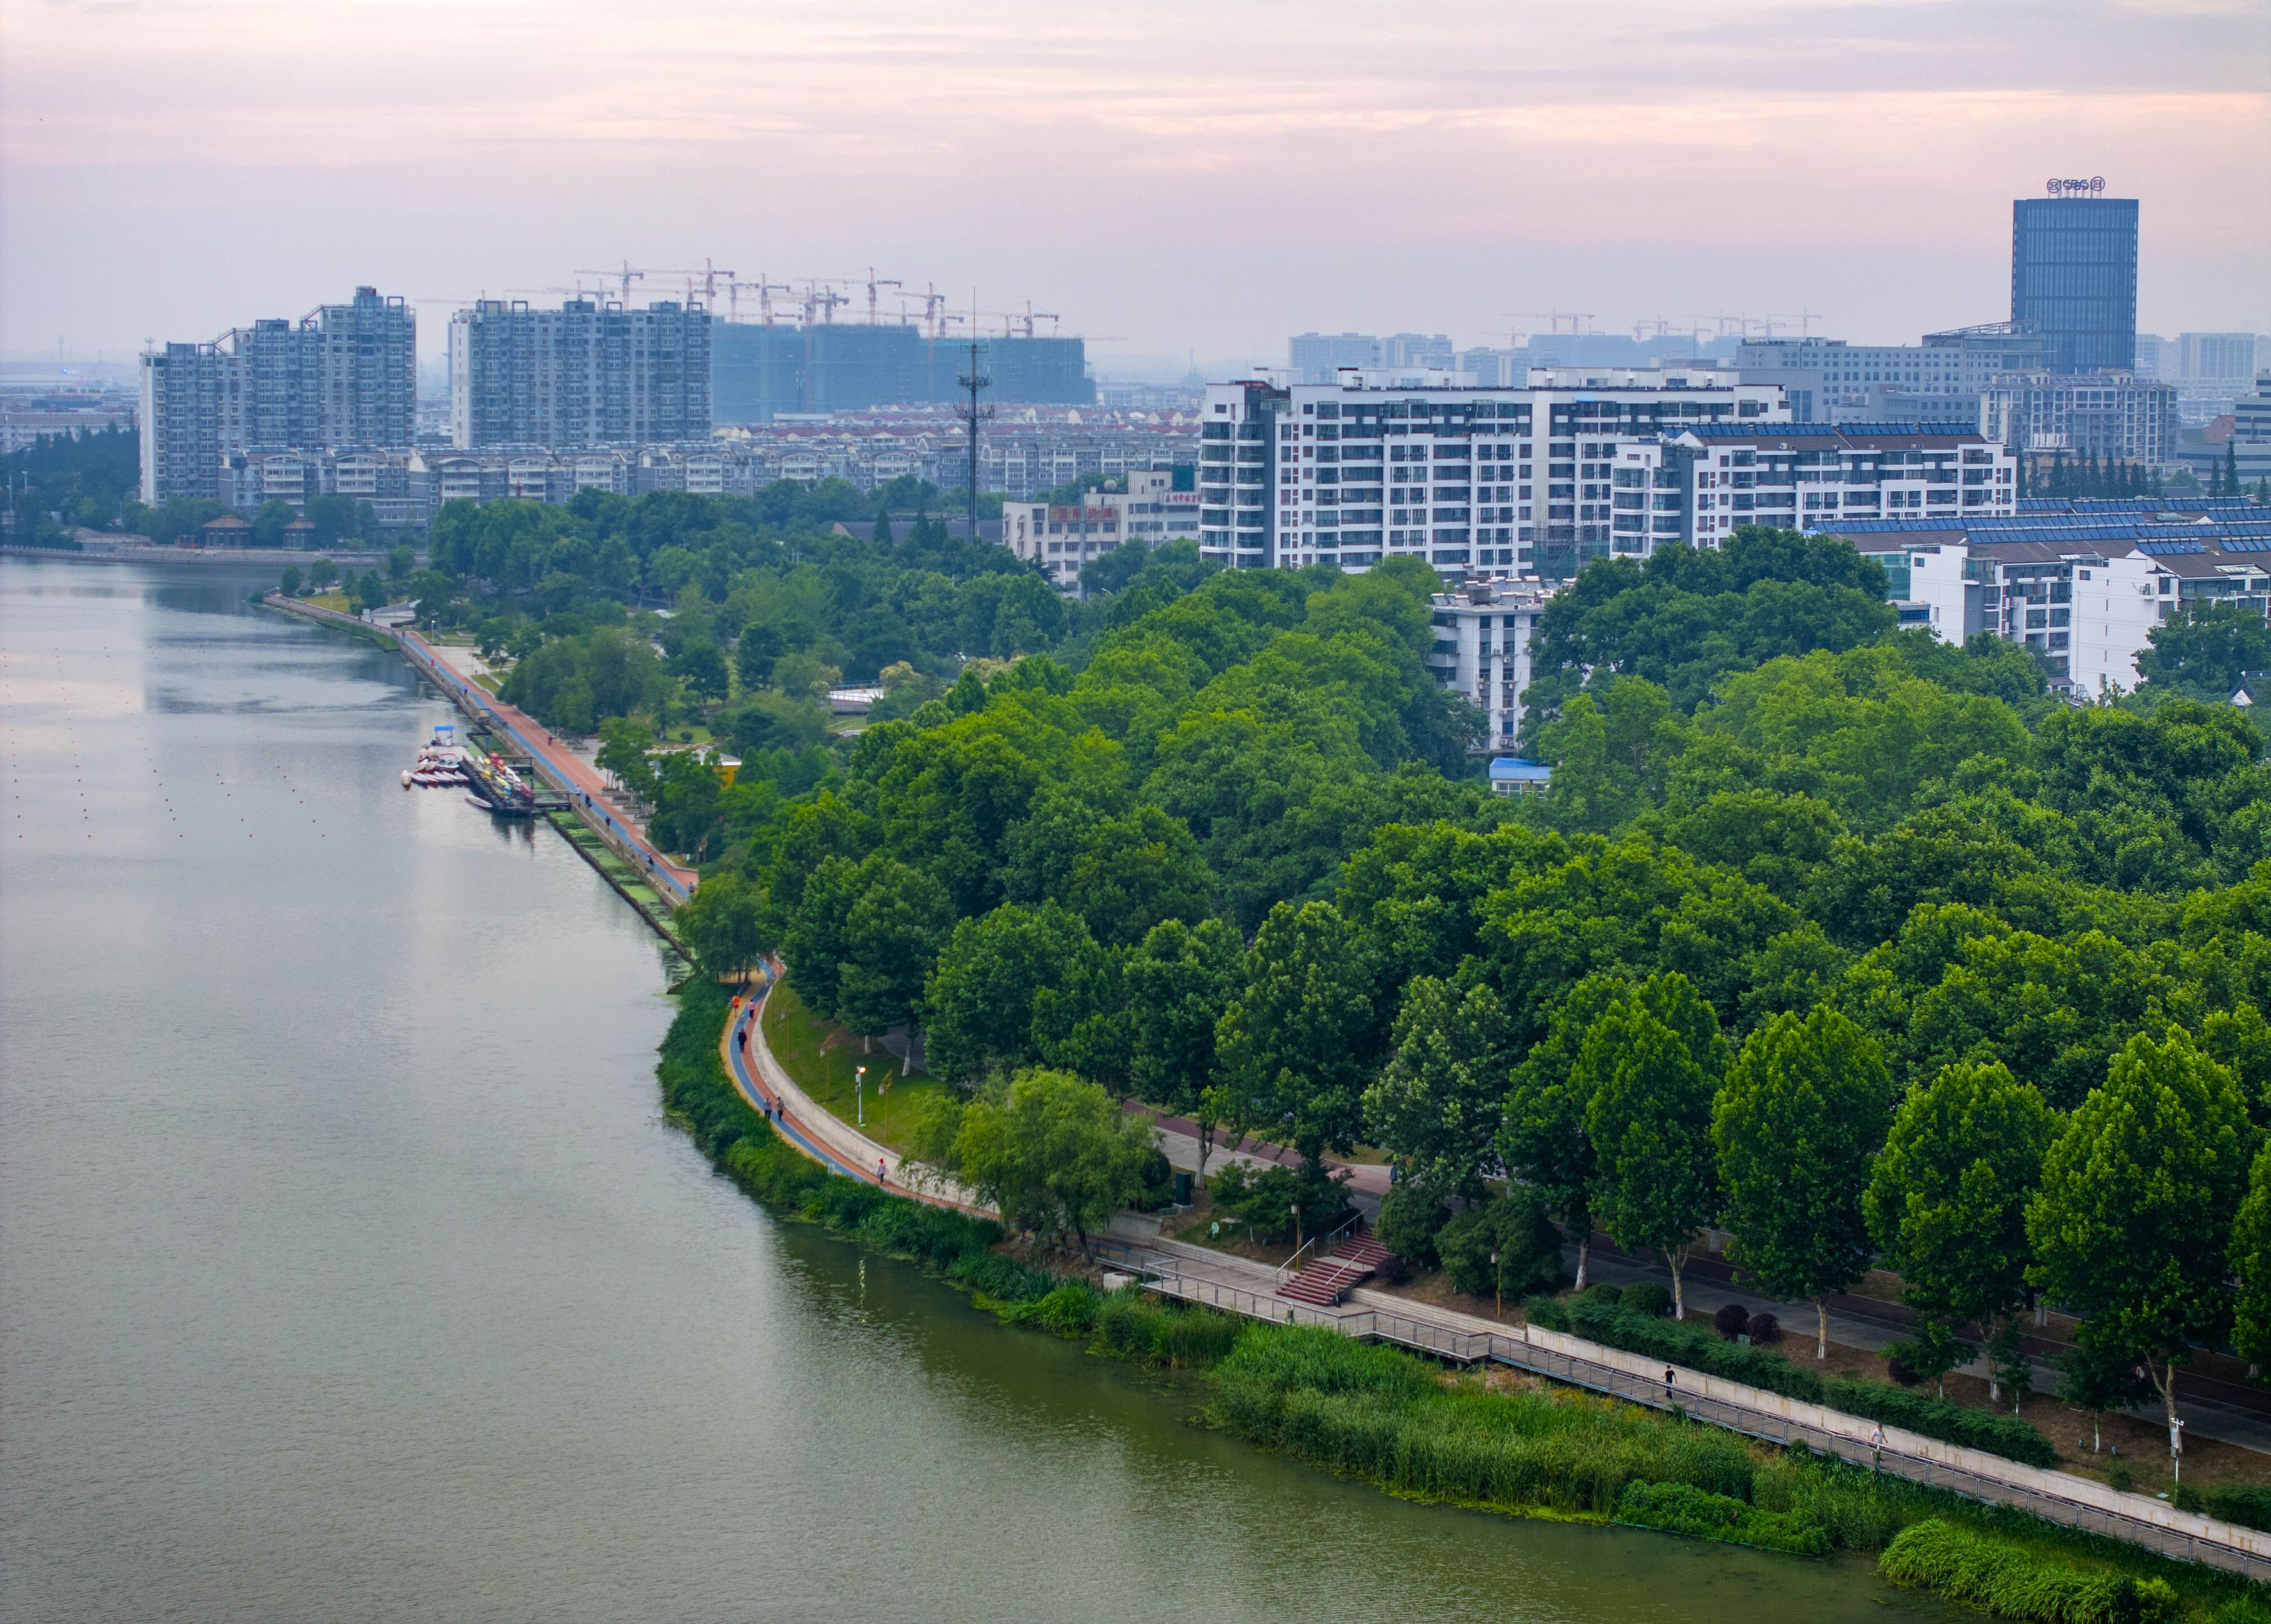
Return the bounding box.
[856,1064,866,1129]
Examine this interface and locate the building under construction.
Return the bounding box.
[712,323,1091,423]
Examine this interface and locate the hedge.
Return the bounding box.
[1556,1297,2055,1468]
[1879,1519,2178,1623]
[1823,1379,2056,1469]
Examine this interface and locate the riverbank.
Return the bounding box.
[655,981,2271,1623]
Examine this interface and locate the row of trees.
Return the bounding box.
[647,519,2271,1448]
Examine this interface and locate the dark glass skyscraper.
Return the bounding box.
[2011,196,2139,373]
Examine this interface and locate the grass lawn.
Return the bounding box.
[760,980,950,1155]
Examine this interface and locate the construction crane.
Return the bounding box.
[726,274,795,325]
[907,283,953,339]
[1762,309,1824,337]
[797,278,852,324]
[576,261,647,301]
[1506,310,1596,339]
[863,267,903,324]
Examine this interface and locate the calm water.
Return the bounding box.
[0,557,1950,1622]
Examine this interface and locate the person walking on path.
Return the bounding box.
[1871,1425,1886,1470]
[1664,1366,1676,1402]
[878,1156,888,1186]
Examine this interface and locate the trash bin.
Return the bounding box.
[1172,1169,1194,1206]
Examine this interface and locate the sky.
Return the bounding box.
[2,0,2266,375]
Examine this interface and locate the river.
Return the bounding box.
[0,556,1950,1622]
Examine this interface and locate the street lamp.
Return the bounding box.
[1491,1250,1502,1318]
[1291,1200,1302,1257]
[856,1065,866,1128]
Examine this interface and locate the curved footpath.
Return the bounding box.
[722,981,996,1217]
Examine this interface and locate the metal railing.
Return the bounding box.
[1273,1211,1364,1286]
[1090,1238,2271,1583]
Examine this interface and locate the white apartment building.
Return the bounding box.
[1665,423,2018,550]
[1001,468,1202,591]
[1200,368,1785,581]
[1982,371,2177,464]
[1426,580,1557,749]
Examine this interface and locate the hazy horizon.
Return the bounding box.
[3,0,2265,371]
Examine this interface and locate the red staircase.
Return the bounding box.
[1275,1227,1395,1308]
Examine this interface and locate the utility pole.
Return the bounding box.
[956,337,992,544]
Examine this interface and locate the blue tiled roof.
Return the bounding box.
[1488,757,1553,783]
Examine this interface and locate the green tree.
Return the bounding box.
[387,543,415,581]
[308,556,339,590]
[2027,1029,2255,1441]
[923,901,1096,1085]
[835,856,953,1040]
[670,638,730,703]
[2232,1139,2271,1371]
[1124,916,1245,1178]
[595,716,657,802]
[676,872,768,982]
[1581,971,1728,1318]
[2055,1338,2153,1455]
[1712,1007,1893,1358]
[278,565,301,597]
[1436,1186,1563,1311]
[1864,1061,2058,1398]
[1362,974,1511,1201]
[1215,900,1376,1174]
[2136,603,2271,701]
[950,1068,1155,1252]
[1501,975,1626,1289]
[736,623,784,690]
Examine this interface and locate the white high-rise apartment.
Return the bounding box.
[1199,368,1785,580]
[1663,423,2018,548]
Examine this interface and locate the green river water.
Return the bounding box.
[0,556,1956,1622]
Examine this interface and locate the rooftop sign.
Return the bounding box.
[2044,177,2107,196]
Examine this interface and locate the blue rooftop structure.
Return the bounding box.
[1488,757,1553,796]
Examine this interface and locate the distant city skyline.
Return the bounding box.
[2,1,2265,367]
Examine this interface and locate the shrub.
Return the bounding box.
[1748,1312,1781,1345]
[1880,1519,2178,1624]
[1376,1180,1450,1269]
[1525,1293,1570,1332]
[2204,1485,2271,1534]
[1566,1296,1827,1403]
[1621,1282,1672,1319]
[1207,1162,1348,1242]
[1714,1301,1751,1341]
[1007,1282,1101,1336]
[2107,1464,2134,1494]
[1823,1379,2056,1469]
[1616,1480,1831,1557]
[1437,1188,1562,1300]
[948,1250,1055,1304]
